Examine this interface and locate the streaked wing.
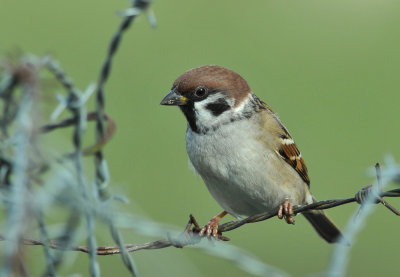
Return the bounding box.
[256,98,311,186]
[278,133,310,186]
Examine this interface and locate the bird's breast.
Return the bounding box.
[186,120,264,181]
[185,120,306,218]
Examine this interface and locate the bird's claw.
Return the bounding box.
[198,212,230,241]
[277,199,295,224]
[199,217,220,238]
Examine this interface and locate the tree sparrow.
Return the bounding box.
[161,65,342,243]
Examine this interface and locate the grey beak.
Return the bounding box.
[160,89,188,106]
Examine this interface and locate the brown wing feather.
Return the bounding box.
[257,99,310,186]
[278,134,310,186]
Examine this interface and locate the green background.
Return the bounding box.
[1,0,400,276]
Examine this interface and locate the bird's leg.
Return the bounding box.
[199,211,228,238]
[277,199,295,224]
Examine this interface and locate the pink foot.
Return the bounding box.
[277,199,295,224]
[199,211,228,239]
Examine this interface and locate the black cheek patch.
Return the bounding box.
[205,98,231,116]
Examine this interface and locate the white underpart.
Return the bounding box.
[305,193,314,205]
[186,93,308,218]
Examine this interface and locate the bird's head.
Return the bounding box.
[161,65,254,133]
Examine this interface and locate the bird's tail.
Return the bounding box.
[302,210,343,244]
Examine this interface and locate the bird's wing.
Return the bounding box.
[277,132,310,186]
[258,100,311,186]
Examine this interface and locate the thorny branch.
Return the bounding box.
[2,171,399,255]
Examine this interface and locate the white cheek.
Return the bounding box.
[194,101,215,125]
[193,93,234,128]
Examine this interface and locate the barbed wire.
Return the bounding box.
[91,1,155,276]
[2,173,399,256]
[0,2,154,276]
[0,56,41,277]
[1,59,399,277]
[1,2,399,276]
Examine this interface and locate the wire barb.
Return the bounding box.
[353,163,400,217]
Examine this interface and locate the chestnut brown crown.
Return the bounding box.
[172,65,251,104]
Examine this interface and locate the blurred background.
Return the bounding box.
[1,0,400,276]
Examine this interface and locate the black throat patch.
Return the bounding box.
[179,98,232,134]
[205,98,231,116]
[180,102,198,133]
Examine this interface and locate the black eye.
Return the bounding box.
[194,87,208,98]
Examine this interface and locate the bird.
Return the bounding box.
[160,65,342,243]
